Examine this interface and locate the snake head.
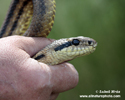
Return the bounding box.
[34,36,97,65]
[58,36,97,58]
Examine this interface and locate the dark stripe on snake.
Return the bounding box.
[8,0,29,36]
[34,0,46,33]
[24,0,47,36]
[0,0,19,37]
[34,54,45,60]
[54,41,72,51]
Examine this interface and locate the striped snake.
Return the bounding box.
[0,0,97,65]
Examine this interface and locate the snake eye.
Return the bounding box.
[88,40,93,45]
[72,39,80,46]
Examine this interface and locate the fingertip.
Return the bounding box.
[62,63,79,86]
[50,62,79,93]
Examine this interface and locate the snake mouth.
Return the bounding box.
[93,43,97,48]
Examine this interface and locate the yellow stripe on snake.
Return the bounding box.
[0,0,97,65]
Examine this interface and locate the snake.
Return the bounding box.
[0,0,97,65]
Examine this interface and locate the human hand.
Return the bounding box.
[0,36,78,100]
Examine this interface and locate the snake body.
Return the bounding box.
[0,0,97,65]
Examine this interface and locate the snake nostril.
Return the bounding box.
[88,40,93,45]
[72,39,80,46]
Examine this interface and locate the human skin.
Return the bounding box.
[0,36,79,100]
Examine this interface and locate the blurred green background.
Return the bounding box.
[0,0,124,100]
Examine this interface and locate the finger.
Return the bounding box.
[2,35,54,56]
[50,63,79,93]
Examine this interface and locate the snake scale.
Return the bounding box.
[0,0,97,65]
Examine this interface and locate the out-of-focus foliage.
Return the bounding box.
[0,0,124,100]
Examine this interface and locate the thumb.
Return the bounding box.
[3,35,54,56]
